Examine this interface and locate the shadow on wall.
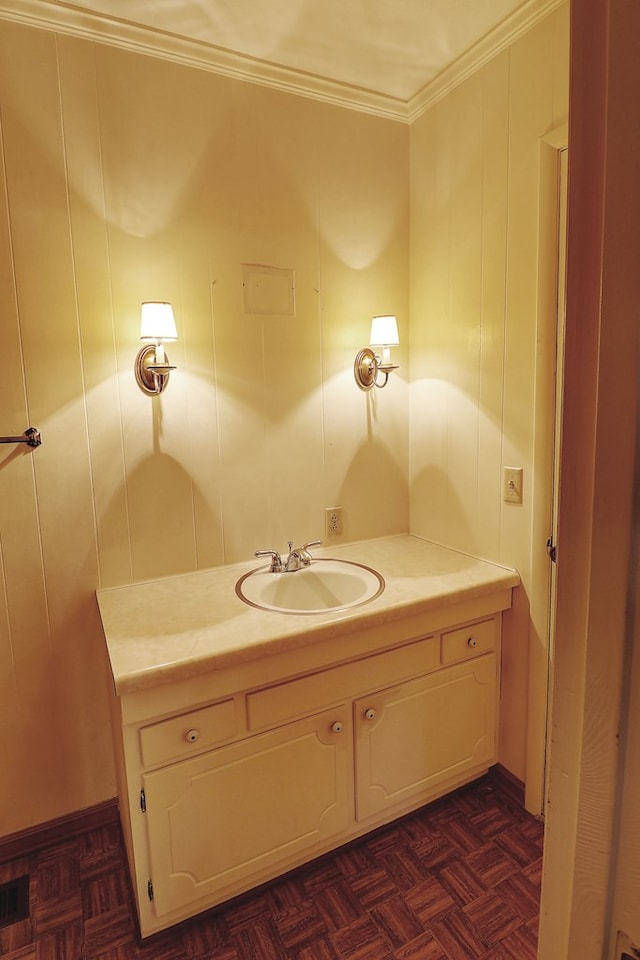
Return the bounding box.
[52,587,116,799]
[98,451,220,586]
[409,464,476,552]
[0,442,31,472]
[337,437,408,541]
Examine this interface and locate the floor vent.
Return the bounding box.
[0,875,30,928]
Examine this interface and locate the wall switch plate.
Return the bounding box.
[325,506,343,537]
[504,466,524,503]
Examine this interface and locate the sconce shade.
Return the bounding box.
[370,315,399,347]
[140,301,177,341]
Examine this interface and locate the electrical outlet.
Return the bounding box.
[503,466,524,504]
[325,506,343,537]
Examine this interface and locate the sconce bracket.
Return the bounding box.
[354,347,377,390]
[135,344,175,396]
[354,347,399,390]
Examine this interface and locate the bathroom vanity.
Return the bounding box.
[97,535,519,937]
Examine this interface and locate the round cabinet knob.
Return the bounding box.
[331,721,343,734]
[185,728,200,743]
[467,636,478,648]
[364,708,376,721]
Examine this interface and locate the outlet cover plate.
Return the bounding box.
[325,506,343,537]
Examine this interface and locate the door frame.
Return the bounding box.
[538,0,640,952]
[525,123,567,815]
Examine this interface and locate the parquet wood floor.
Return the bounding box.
[0,776,543,960]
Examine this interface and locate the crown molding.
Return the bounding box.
[0,0,565,124]
[408,0,566,122]
[0,0,409,121]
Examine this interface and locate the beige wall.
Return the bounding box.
[0,7,570,835]
[408,6,569,780]
[0,21,409,834]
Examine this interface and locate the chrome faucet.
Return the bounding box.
[284,539,323,571]
[255,539,322,573]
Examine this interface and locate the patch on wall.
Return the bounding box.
[242,264,296,316]
[0,875,29,928]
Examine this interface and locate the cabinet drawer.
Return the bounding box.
[247,636,439,731]
[139,698,238,768]
[441,618,496,665]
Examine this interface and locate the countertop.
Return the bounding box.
[97,535,520,695]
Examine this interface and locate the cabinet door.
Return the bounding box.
[355,654,497,821]
[143,707,349,917]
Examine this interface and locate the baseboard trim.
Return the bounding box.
[0,769,524,864]
[0,798,119,863]
[489,763,526,807]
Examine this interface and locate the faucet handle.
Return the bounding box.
[299,539,323,564]
[255,548,282,572]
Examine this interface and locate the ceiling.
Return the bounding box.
[4,0,560,118]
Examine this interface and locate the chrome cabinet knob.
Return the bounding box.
[185,729,200,743]
[364,708,376,721]
[331,721,343,734]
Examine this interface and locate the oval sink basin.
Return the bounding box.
[236,559,385,614]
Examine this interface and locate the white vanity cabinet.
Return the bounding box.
[109,609,504,937]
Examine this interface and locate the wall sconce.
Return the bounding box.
[134,301,177,396]
[354,315,400,390]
